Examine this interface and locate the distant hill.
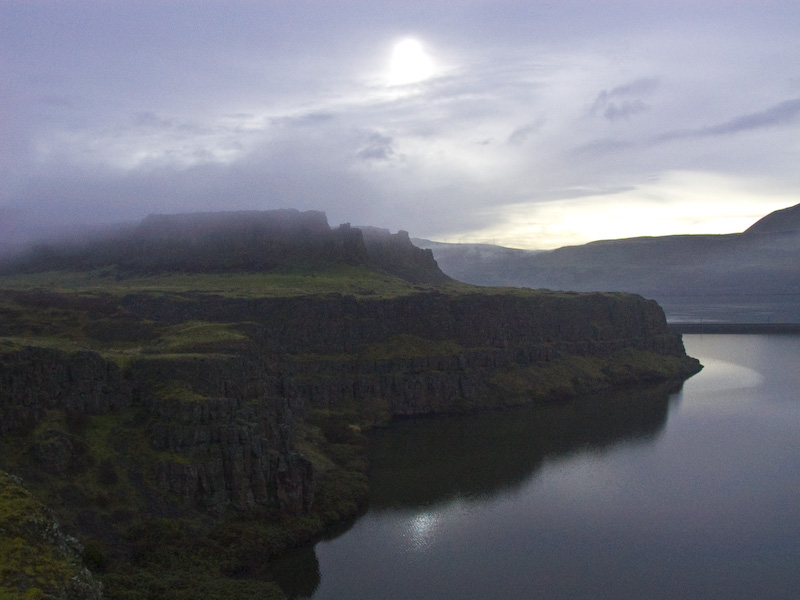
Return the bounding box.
[408,241,540,287]
[417,203,800,323]
[744,203,800,234]
[0,209,452,285]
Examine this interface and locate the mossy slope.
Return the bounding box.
[0,471,102,600]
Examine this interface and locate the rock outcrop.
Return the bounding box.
[360,226,451,284]
[147,394,314,516]
[0,347,131,434]
[0,470,104,600]
[0,349,315,518]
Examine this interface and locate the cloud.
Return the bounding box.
[451,171,798,249]
[578,97,800,162]
[270,112,337,129]
[2,1,799,249]
[507,118,547,145]
[589,77,659,121]
[609,78,660,97]
[655,97,800,142]
[357,133,395,161]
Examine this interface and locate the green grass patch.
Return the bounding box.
[0,266,458,299]
[153,321,249,354]
[0,471,100,600]
[153,380,209,404]
[0,335,88,354]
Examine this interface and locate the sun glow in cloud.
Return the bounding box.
[387,38,436,86]
[444,171,798,249]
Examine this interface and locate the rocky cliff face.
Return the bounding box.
[118,289,697,419]
[141,381,314,516]
[278,291,695,416]
[0,347,131,435]
[0,348,315,518]
[149,396,314,516]
[119,289,683,354]
[1,287,697,522]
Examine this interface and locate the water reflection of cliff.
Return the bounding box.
[270,380,683,598]
[368,380,683,510]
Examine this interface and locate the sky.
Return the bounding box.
[2,0,800,250]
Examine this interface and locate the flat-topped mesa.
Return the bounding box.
[114,209,369,273]
[0,209,454,282]
[128,212,452,280]
[136,209,332,239]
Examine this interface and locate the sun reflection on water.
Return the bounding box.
[403,511,439,553]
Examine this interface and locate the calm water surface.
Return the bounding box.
[279,335,800,599]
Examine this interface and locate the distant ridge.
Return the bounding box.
[419,202,800,323]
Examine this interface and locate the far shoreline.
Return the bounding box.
[669,322,800,334]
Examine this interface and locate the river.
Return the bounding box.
[275,335,800,599]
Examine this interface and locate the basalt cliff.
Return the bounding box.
[0,209,700,599]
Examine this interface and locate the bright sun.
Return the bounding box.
[387,38,435,86]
